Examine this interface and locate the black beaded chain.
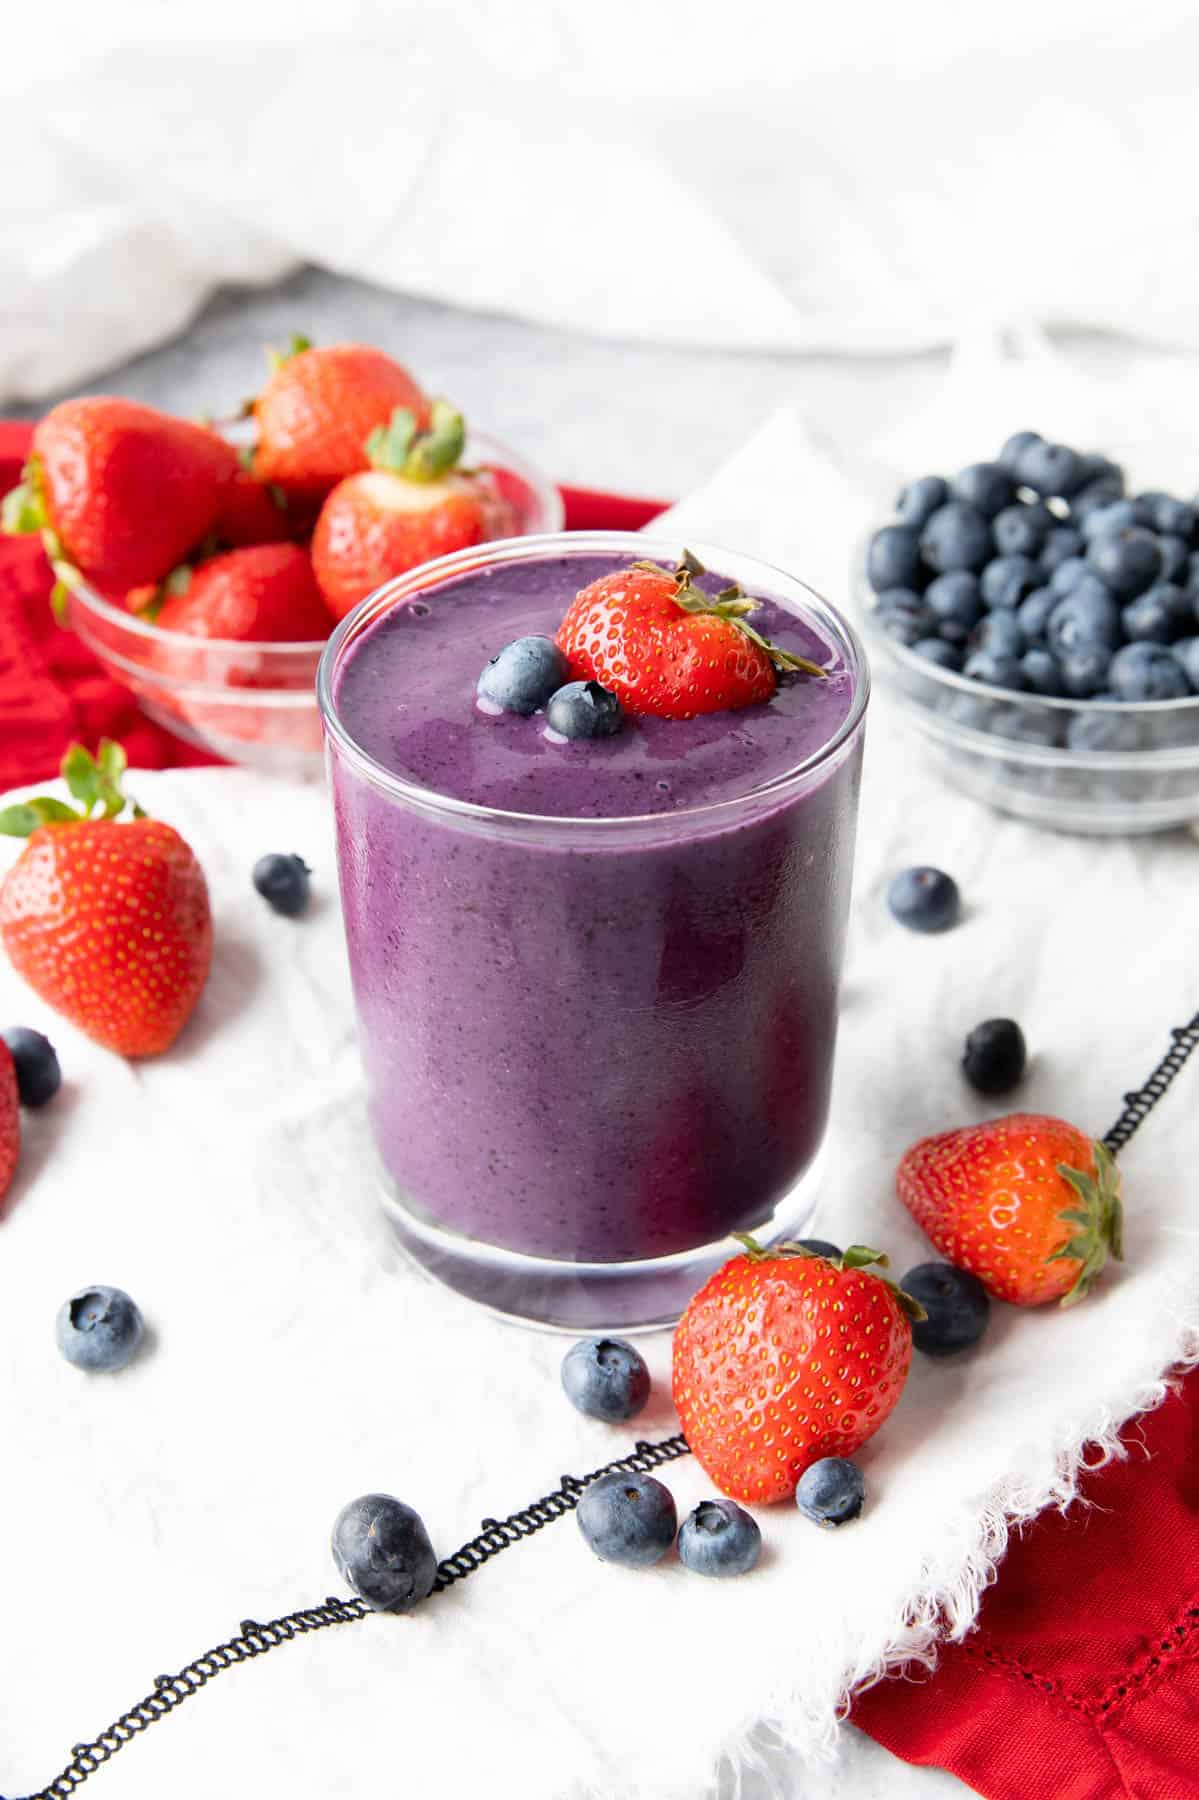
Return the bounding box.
[15,1013,1199,1800]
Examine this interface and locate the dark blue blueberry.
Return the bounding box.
[1060,644,1113,698]
[1123,587,1179,644]
[576,1471,677,1567]
[1107,643,1191,702]
[923,571,982,640]
[545,680,623,740]
[1143,494,1196,538]
[677,1499,762,1578]
[953,462,1017,519]
[1172,638,1199,689]
[896,475,949,530]
[875,585,923,612]
[1018,441,1088,498]
[1087,528,1163,599]
[961,1017,1027,1095]
[1021,648,1065,696]
[797,1238,841,1259]
[989,704,1061,747]
[561,1337,650,1422]
[477,635,569,714]
[903,1262,991,1357]
[912,638,962,671]
[1047,587,1122,656]
[963,650,1027,691]
[981,554,1039,610]
[1156,535,1190,584]
[796,1457,865,1528]
[971,611,1024,658]
[1038,526,1084,576]
[252,853,311,917]
[998,430,1043,472]
[56,1287,144,1373]
[1186,553,1199,598]
[331,1494,437,1612]
[1049,556,1090,596]
[1,1026,60,1107]
[878,602,935,647]
[866,525,923,594]
[919,503,992,574]
[886,866,961,934]
[1080,499,1140,542]
[992,502,1052,557]
[1017,587,1056,646]
[1066,708,1143,753]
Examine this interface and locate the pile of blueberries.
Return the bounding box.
[867,432,1199,741]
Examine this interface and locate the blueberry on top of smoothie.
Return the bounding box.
[477,635,568,715]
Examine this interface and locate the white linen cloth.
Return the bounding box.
[2,420,1198,1800]
[5,1,1199,400]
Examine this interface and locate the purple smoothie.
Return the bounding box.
[327,545,864,1264]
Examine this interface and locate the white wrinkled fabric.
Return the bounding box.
[2,420,1197,1800]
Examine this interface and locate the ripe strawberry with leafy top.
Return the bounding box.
[2,398,229,590]
[672,1238,918,1505]
[0,743,212,1058]
[251,337,430,501]
[155,543,332,642]
[556,552,825,719]
[0,1042,18,1202]
[897,1114,1123,1307]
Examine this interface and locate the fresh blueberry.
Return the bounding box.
[971,611,1024,658]
[981,555,1039,610]
[992,502,1052,557]
[1047,587,1122,655]
[1080,499,1140,542]
[866,525,923,593]
[331,1494,437,1612]
[545,681,623,740]
[886,866,961,933]
[997,430,1043,472]
[912,638,962,671]
[677,1499,762,1578]
[797,1237,841,1259]
[252,853,311,917]
[56,1287,144,1373]
[923,571,982,640]
[876,586,924,614]
[920,503,992,574]
[963,650,1027,691]
[953,463,1017,519]
[1123,587,1180,644]
[1186,553,1199,598]
[945,692,996,732]
[1156,535,1190,584]
[1048,556,1091,596]
[988,705,1061,747]
[1107,643,1192,702]
[878,602,936,647]
[796,1457,865,1528]
[961,1017,1027,1095]
[1020,648,1065,696]
[1066,708,1143,752]
[1174,638,1199,689]
[576,1471,677,1567]
[1018,441,1088,498]
[902,1262,990,1357]
[896,475,949,530]
[1087,528,1163,599]
[1069,466,1126,526]
[477,635,569,715]
[561,1337,650,1422]
[1038,527,1084,576]
[1060,645,1113,698]
[1144,494,1196,538]
[1,1027,61,1107]
[1017,587,1056,646]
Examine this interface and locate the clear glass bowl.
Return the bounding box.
[851,550,1199,836]
[61,432,565,779]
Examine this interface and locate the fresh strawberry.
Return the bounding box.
[312,401,505,620]
[251,337,430,501]
[556,552,825,719]
[897,1113,1123,1308]
[672,1238,918,1504]
[212,461,296,549]
[2,398,229,590]
[0,1041,18,1202]
[0,743,212,1058]
[154,544,331,642]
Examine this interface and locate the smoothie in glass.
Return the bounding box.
[320,534,868,1328]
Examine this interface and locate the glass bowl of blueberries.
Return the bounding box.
[856,430,1199,834]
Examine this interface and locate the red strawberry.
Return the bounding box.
[0,743,213,1058]
[556,552,825,719]
[672,1238,917,1504]
[251,338,429,501]
[0,1041,18,1202]
[312,401,507,620]
[212,461,297,549]
[155,544,332,642]
[897,1114,1123,1307]
[2,398,229,590]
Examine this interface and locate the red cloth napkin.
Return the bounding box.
[2,419,1196,1796]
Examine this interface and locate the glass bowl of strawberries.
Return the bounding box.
[8,341,564,778]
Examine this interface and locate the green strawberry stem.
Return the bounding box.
[0,741,144,838]
[366,399,466,484]
[1051,1140,1124,1307]
[266,331,313,371]
[732,1232,927,1323]
[633,552,827,680]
